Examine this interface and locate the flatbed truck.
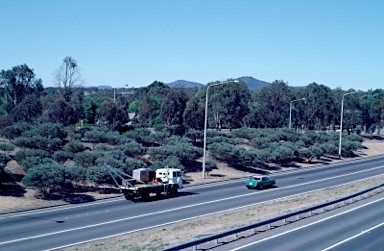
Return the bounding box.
[104,163,183,201]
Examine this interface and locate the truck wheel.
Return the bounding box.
[171,187,178,197]
[125,195,133,200]
[258,184,263,190]
[141,192,150,201]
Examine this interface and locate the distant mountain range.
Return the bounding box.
[166,76,271,91]
[165,80,204,89]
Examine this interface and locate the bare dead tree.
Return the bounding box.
[54,56,82,102]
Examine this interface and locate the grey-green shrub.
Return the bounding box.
[22,163,74,196]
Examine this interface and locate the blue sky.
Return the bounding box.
[1,0,383,91]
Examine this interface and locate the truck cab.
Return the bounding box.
[156,168,183,189]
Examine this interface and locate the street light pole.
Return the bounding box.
[289,98,305,129]
[338,92,356,158]
[202,79,239,179]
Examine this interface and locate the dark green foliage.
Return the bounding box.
[22,163,74,196]
[160,90,187,126]
[74,152,98,168]
[206,136,237,145]
[272,144,296,163]
[83,129,108,146]
[208,142,259,168]
[168,124,188,137]
[341,140,363,156]
[184,129,204,142]
[163,136,190,146]
[22,157,53,172]
[122,128,151,142]
[22,123,67,140]
[63,141,85,155]
[15,149,49,163]
[149,161,164,170]
[162,156,184,170]
[298,135,312,147]
[256,148,278,163]
[207,130,222,138]
[94,144,112,151]
[319,143,339,156]
[298,148,311,161]
[308,145,324,162]
[121,157,147,174]
[40,96,78,126]
[0,64,44,116]
[0,143,15,153]
[251,137,275,149]
[0,152,11,165]
[1,122,31,140]
[279,128,300,142]
[13,136,62,151]
[116,142,145,157]
[149,131,171,145]
[251,80,293,128]
[346,134,364,143]
[11,93,43,122]
[205,160,217,175]
[68,131,82,141]
[97,100,128,130]
[148,143,202,164]
[53,150,71,164]
[303,131,321,143]
[86,166,112,186]
[77,126,93,138]
[71,165,87,188]
[294,140,305,148]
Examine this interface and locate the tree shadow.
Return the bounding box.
[62,193,96,204]
[362,135,384,140]
[0,183,26,197]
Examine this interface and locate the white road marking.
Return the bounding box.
[231,197,384,251]
[322,221,384,250]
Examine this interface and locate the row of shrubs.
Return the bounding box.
[0,122,364,196]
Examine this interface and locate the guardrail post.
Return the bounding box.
[193,245,197,251]
[342,201,344,206]
[268,223,271,229]
[234,232,238,239]
[215,238,218,245]
[283,218,286,224]
[297,214,300,220]
[309,210,312,216]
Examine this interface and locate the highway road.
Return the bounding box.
[231,197,384,251]
[1,156,384,251]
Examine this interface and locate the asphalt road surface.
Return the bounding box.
[1,156,384,251]
[230,197,384,251]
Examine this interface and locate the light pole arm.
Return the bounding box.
[202,80,239,179]
[289,98,305,129]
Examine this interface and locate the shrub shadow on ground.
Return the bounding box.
[0,183,26,197]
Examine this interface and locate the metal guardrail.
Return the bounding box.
[162,183,384,251]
